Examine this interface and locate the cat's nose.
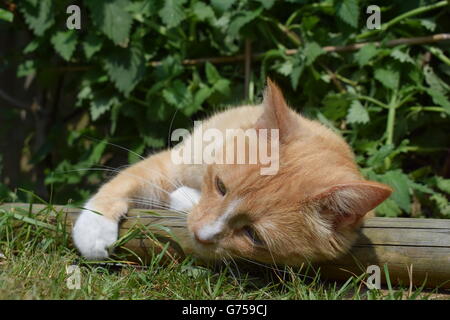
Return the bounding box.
[194,230,216,245]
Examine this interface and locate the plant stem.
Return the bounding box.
[128,96,148,107]
[354,95,388,109]
[334,73,358,87]
[428,46,450,66]
[357,1,449,40]
[409,106,448,113]
[385,94,398,169]
[386,96,397,146]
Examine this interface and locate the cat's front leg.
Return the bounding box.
[72,197,125,259]
[72,150,176,260]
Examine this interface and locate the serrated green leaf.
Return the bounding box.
[17,60,36,78]
[430,193,450,216]
[110,102,121,134]
[205,62,221,84]
[51,31,78,61]
[435,177,450,194]
[304,42,324,66]
[408,181,434,194]
[76,86,93,107]
[302,15,320,31]
[420,18,436,31]
[83,33,103,60]
[159,0,187,28]
[193,2,215,21]
[228,7,263,36]
[375,198,401,217]
[426,88,450,114]
[367,144,394,168]
[374,67,399,90]
[211,0,236,12]
[254,0,275,9]
[87,0,133,46]
[194,85,212,106]
[127,0,157,20]
[346,100,369,124]
[0,8,13,22]
[390,49,415,64]
[23,39,40,54]
[322,93,350,120]
[212,79,230,96]
[87,139,107,164]
[20,0,54,36]
[103,46,146,96]
[277,60,293,76]
[354,43,378,66]
[162,80,189,107]
[128,142,145,164]
[335,0,359,28]
[379,170,411,213]
[162,80,199,116]
[290,62,305,89]
[90,94,118,121]
[143,135,165,148]
[423,64,449,93]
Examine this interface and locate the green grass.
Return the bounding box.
[0,203,447,300]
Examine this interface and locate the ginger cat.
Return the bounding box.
[73,79,392,265]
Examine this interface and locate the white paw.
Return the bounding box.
[72,200,118,260]
[169,186,201,213]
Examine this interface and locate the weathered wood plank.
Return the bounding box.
[356,228,450,247]
[1,203,449,289]
[363,217,450,229]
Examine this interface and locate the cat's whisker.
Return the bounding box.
[230,254,303,278]
[252,226,285,278]
[159,176,198,206]
[127,197,176,209]
[54,166,180,201]
[225,253,242,284]
[266,247,288,283]
[133,165,186,193]
[97,163,185,195]
[104,163,195,206]
[88,195,190,218]
[75,138,194,204]
[97,163,133,173]
[221,256,239,285]
[55,167,178,201]
[82,136,146,161]
[125,201,190,217]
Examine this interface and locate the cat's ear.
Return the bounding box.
[312,181,392,228]
[255,78,299,141]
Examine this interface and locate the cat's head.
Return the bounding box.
[186,79,392,265]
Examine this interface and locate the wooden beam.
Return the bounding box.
[317,217,450,290]
[1,203,449,289]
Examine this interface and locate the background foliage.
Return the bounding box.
[0,0,449,218]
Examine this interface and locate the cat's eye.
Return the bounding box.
[215,176,227,196]
[243,226,264,246]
